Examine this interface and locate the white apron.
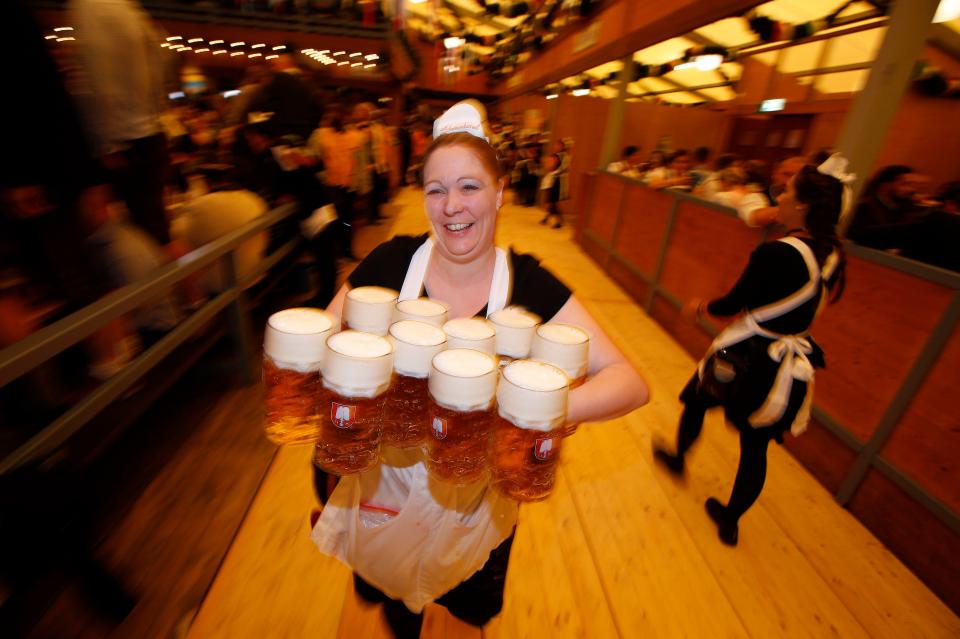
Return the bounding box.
[312,237,518,613]
[697,237,839,435]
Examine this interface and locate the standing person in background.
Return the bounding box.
[248,45,320,141]
[69,0,171,248]
[690,146,712,188]
[539,153,563,228]
[694,153,739,200]
[311,110,359,260]
[654,159,848,546]
[369,107,392,220]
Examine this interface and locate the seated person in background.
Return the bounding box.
[607,145,644,179]
[646,149,693,191]
[171,165,269,294]
[689,146,712,188]
[846,165,925,250]
[694,153,739,200]
[808,147,833,167]
[711,167,775,228]
[901,181,960,273]
[769,156,806,204]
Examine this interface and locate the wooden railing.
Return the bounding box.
[0,203,299,475]
[576,170,960,610]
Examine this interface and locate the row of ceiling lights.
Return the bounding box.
[301,48,378,69]
[161,35,287,59]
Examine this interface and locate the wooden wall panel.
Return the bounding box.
[881,323,960,513]
[848,469,960,614]
[812,256,953,443]
[585,173,624,245]
[607,257,650,306]
[658,203,761,304]
[581,232,609,271]
[649,295,712,360]
[611,184,673,278]
[782,418,859,495]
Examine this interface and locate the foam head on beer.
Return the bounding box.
[344,286,399,335]
[531,323,590,380]
[430,348,498,411]
[489,306,541,359]
[394,298,449,327]
[264,307,335,372]
[442,317,496,354]
[322,330,394,398]
[389,320,447,378]
[498,359,568,431]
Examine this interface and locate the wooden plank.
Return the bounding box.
[813,255,953,442]
[188,445,351,639]
[584,174,624,245]
[880,324,960,512]
[611,184,672,278]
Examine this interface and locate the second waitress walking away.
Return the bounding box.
[654,155,850,546]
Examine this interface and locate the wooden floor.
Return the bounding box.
[186,189,960,638]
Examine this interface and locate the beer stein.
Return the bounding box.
[262,308,334,445]
[531,323,589,437]
[442,317,496,355]
[314,331,394,475]
[490,359,568,502]
[343,286,399,335]
[381,320,447,448]
[425,348,498,486]
[489,306,540,366]
[393,297,449,327]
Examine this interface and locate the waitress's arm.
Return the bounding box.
[549,295,649,424]
[325,283,350,323]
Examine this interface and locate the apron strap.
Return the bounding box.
[749,237,822,323]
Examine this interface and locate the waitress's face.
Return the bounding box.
[423,144,503,264]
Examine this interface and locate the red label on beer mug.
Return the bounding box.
[431,415,448,440]
[533,436,557,461]
[331,402,358,429]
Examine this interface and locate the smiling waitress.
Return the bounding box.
[311,101,648,638]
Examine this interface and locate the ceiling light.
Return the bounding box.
[265,54,278,60]
[223,89,241,98]
[273,45,285,51]
[45,35,57,40]
[210,40,224,45]
[444,36,465,49]
[195,48,209,53]
[333,51,345,56]
[54,27,74,32]
[166,36,182,41]
[249,53,262,58]
[410,0,427,4]
[546,93,559,100]
[56,36,75,42]
[230,51,244,56]
[572,88,590,97]
[251,43,266,49]
[351,62,362,67]
[319,50,330,54]
[694,54,723,72]
[231,41,245,47]
[180,46,192,51]
[213,50,227,55]
[188,38,203,43]
[364,63,376,68]
[365,54,379,60]
[934,0,960,22]
[159,42,170,47]
[168,91,185,99]
[338,61,349,66]
[349,52,361,57]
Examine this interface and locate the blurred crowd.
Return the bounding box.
[606,144,959,272]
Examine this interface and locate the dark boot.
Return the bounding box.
[705,497,739,546]
[652,445,685,476]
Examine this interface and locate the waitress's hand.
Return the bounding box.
[682,298,705,322]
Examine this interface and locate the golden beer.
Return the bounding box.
[262,308,334,445]
[381,320,446,448]
[490,360,568,501]
[314,331,394,475]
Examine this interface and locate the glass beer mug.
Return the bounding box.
[425,348,498,486]
[393,297,449,327]
[262,308,335,445]
[381,320,447,448]
[442,317,496,355]
[490,360,568,502]
[342,286,398,335]
[489,306,540,366]
[531,323,589,437]
[314,331,394,475]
